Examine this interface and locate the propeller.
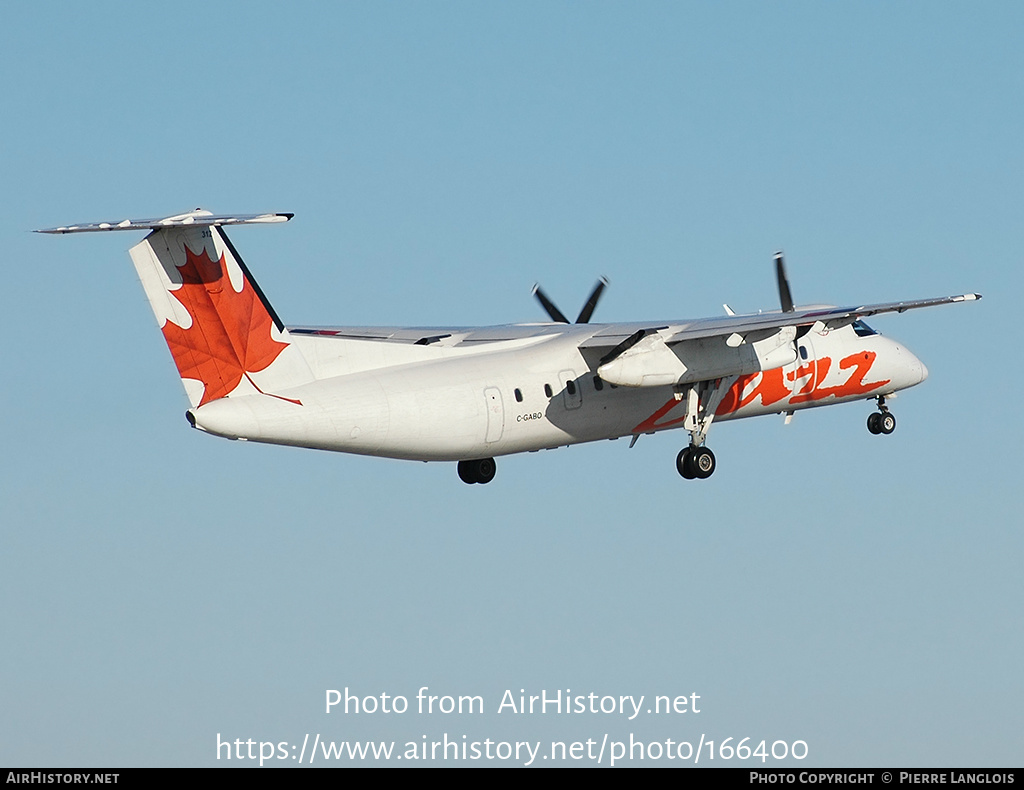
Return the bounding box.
[775,251,812,345]
[774,251,794,313]
[575,277,608,324]
[532,277,609,324]
[531,284,570,324]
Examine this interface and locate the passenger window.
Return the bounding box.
[799,346,808,360]
[566,380,577,396]
[593,376,604,391]
[514,388,523,403]
[544,383,553,398]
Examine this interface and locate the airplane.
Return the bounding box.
[38,209,981,484]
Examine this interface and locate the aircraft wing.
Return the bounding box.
[290,293,981,353]
[667,293,982,341]
[287,323,576,345]
[576,292,981,387]
[576,293,982,349]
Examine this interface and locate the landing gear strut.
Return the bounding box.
[458,458,496,484]
[866,395,896,435]
[674,377,735,481]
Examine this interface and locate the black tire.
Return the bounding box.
[691,447,716,479]
[867,413,882,434]
[474,457,497,484]
[676,448,696,479]
[457,460,478,484]
[879,412,896,435]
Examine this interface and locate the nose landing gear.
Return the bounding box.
[867,395,896,435]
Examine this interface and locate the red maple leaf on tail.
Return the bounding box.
[162,245,290,406]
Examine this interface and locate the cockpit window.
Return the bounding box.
[852,319,878,337]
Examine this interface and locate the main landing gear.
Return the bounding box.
[677,446,716,479]
[673,377,736,481]
[458,457,496,485]
[866,395,896,435]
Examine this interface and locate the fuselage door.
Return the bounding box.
[791,336,818,400]
[484,387,504,443]
[559,370,582,410]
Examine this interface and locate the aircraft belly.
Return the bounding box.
[371,365,602,459]
[340,356,525,460]
[191,375,390,454]
[376,378,489,460]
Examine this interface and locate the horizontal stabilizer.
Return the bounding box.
[36,209,292,234]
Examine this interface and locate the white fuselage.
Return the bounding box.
[189,321,927,462]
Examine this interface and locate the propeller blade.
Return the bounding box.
[599,326,666,365]
[575,277,609,324]
[532,284,570,324]
[775,252,794,313]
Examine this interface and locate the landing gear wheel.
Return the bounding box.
[457,458,496,485]
[457,461,477,484]
[473,457,496,484]
[676,448,696,479]
[690,446,716,479]
[867,411,896,435]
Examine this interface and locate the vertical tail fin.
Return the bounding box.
[39,210,312,407]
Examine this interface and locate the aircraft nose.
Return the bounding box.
[886,340,928,389]
[904,348,928,386]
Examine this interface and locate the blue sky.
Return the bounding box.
[1,2,1020,766]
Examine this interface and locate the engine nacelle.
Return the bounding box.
[597,327,798,387]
